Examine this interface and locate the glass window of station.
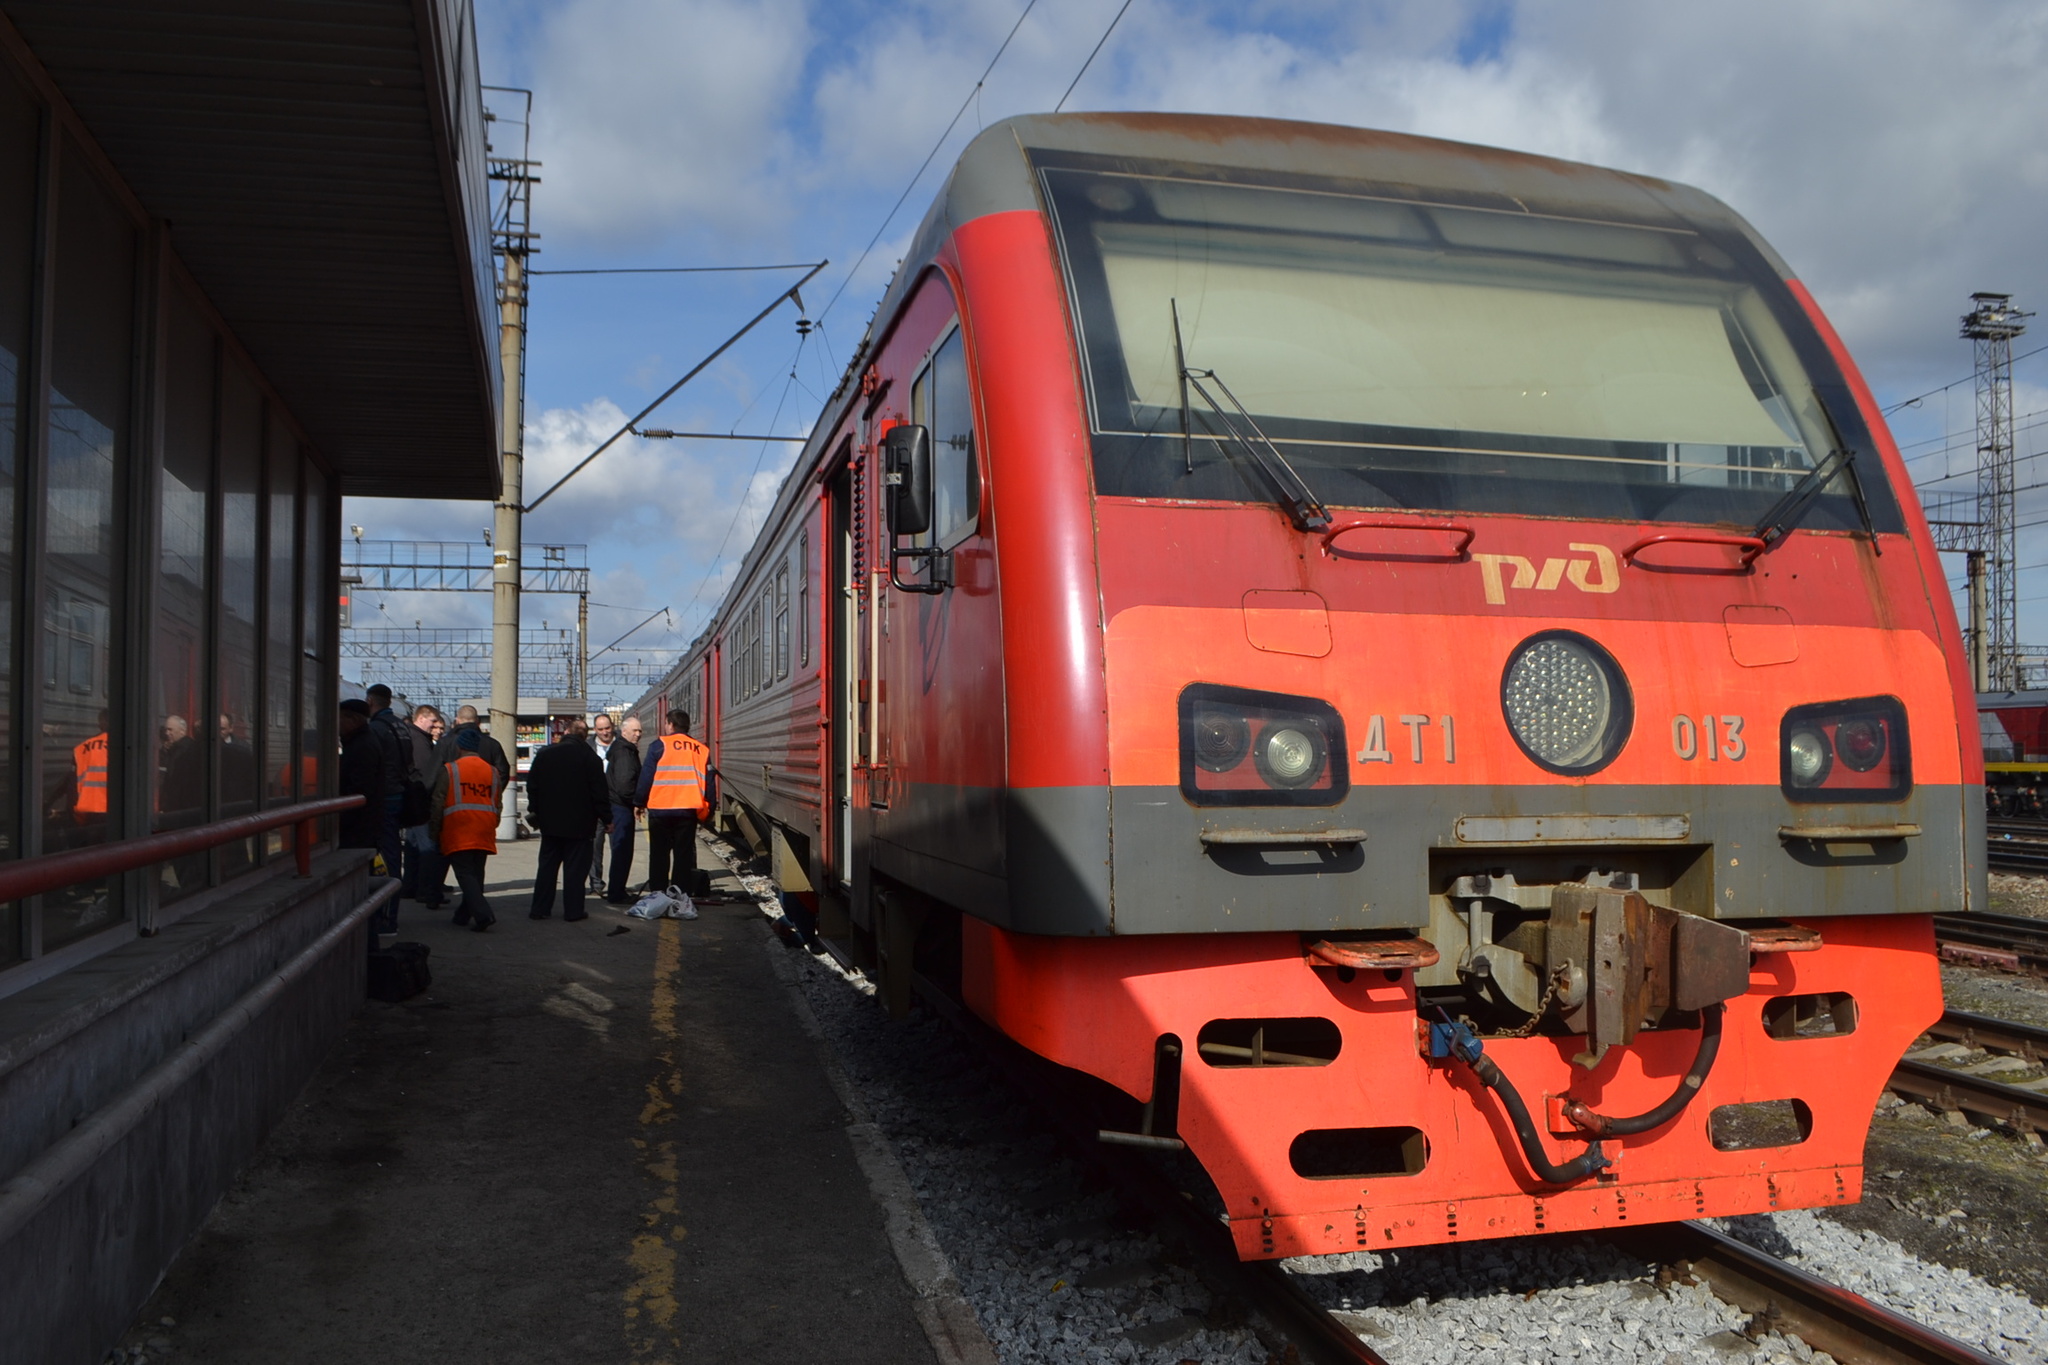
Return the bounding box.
[0,48,339,982]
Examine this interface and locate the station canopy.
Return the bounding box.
[3,0,502,498]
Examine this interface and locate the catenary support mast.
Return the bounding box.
[1963,292,2030,691]
[487,87,537,836]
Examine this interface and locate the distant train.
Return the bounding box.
[634,114,1973,1259]
[1979,690,2048,814]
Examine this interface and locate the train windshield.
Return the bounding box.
[1040,163,1901,530]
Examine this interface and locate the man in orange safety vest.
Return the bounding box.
[633,707,711,895]
[428,727,503,931]
[69,709,112,827]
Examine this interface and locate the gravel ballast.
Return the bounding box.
[712,840,2048,1365]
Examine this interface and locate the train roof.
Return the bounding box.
[876,112,1786,340]
[1980,691,2048,710]
[636,113,1789,715]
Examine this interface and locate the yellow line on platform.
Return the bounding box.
[625,916,684,1360]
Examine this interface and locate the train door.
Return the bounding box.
[826,457,855,888]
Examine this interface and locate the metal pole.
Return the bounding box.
[577,590,589,708]
[1969,550,1990,693]
[491,247,526,839]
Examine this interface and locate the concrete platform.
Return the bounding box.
[115,835,941,1364]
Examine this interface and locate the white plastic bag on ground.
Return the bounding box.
[626,887,676,920]
[626,885,697,921]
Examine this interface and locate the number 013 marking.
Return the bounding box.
[1672,714,1745,761]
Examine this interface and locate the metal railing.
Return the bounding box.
[0,796,366,905]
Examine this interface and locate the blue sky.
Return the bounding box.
[343,0,2048,705]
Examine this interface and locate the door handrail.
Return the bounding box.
[0,796,364,904]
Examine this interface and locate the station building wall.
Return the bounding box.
[0,36,342,995]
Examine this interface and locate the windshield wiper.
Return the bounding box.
[1170,299,1330,533]
[1751,445,1881,555]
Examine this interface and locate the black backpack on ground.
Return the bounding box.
[367,942,432,1002]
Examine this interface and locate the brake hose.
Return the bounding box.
[1562,1003,1725,1137]
[1430,1002,1726,1185]
[1431,1017,1609,1185]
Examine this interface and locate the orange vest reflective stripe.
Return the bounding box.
[73,734,109,816]
[647,735,710,817]
[439,756,499,854]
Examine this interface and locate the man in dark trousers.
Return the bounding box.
[429,726,501,930]
[526,716,613,921]
[337,700,388,861]
[601,713,643,905]
[364,685,414,886]
[635,708,711,895]
[586,712,619,897]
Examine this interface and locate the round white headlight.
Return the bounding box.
[1786,726,1831,787]
[1258,725,1324,788]
[1501,633,1631,774]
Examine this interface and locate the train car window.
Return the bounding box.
[1037,160,1902,533]
[775,562,790,679]
[909,327,981,562]
[798,532,811,668]
[930,330,979,547]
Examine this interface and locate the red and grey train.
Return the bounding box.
[634,114,1976,1260]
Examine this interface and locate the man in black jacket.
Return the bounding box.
[525,717,613,921]
[337,700,388,853]
[600,714,643,904]
[432,704,512,787]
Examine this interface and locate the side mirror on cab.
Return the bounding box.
[883,424,933,536]
[882,423,949,593]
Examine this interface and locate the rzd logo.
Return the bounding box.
[1474,543,1619,606]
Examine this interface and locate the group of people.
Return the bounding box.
[337,689,713,933]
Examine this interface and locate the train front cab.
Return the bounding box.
[918,118,1972,1261]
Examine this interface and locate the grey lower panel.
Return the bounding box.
[1964,783,1988,913]
[1107,783,1970,935]
[863,784,1113,935]
[873,778,1008,883]
[1006,786,1113,935]
[870,836,1009,926]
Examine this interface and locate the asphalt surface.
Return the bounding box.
[118,833,938,1365]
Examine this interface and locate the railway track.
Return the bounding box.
[880,949,2009,1365]
[1933,909,2048,974]
[1985,817,2048,873]
[1888,1008,2048,1141]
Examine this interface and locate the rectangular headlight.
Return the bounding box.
[1179,684,1348,807]
[1779,696,1910,803]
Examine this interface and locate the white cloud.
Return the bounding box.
[459,0,2048,661]
[525,0,813,245]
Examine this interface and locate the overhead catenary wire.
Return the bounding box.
[674,334,812,633]
[813,0,1042,328]
[522,260,827,514]
[588,607,675,665]
[530,262,824,276]
[1883,341,2048,415]
[1054,0,1138,113]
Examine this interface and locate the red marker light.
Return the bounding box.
[1835,717,1887,773]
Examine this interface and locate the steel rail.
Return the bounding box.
[1887,1008,2048,1136]
[1922,1007,2048,1060]
[880,963,1388,1364]
[1933,909,2048,973]
[797,874,2020,1365]
[1613,1221,2002,1365]
[893,953,2006,1365]
[1886,1059,2048,1134]
[1986,844,2048,872]
[0,796,365,903]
